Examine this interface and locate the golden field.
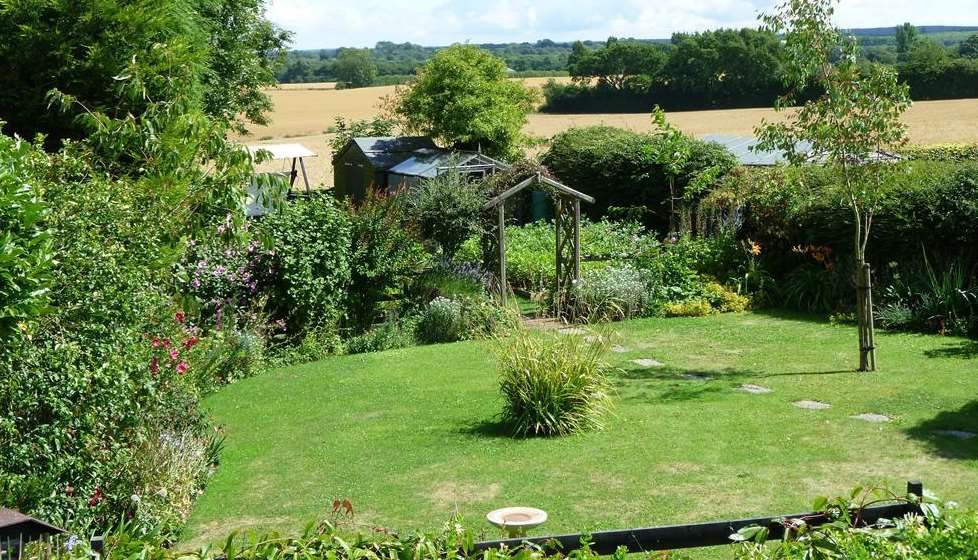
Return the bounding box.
[239,79,978,188]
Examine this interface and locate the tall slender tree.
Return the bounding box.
[755,0,912,372]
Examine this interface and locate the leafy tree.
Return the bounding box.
[0,0,289,146]
[896,22,919,61]
[392,44,539,160]
[406,165,490,259]
[666,28,784,104]
[335,48,378,88]
[756,0,912,372]
[346,190,426,333]
[960,34,978,59]
[570,39,666,91]
[0,133,53,341]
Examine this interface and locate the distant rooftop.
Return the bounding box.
[702,134,901,166]
[701,134,813,166]
[345,136,438,169]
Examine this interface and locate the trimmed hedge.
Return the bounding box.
[702,161,978,273]
[542,126,736,232]
[901,143,978,162]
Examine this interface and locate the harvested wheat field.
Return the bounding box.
[239,79,978,189]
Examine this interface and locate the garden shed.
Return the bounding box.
[332,137,508,200]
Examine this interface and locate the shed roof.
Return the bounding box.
[344,137,438,170]
[703,134,902,166]
[0,508,63,535]
[702,134,813,166]
[246,143,317,160]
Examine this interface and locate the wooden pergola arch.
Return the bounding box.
[481,173,595,313]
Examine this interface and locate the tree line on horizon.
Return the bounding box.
[276,25,978,90]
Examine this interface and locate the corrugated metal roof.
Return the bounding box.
[352,137,438,170]
[702,134,813,166]
[702,134,901,166]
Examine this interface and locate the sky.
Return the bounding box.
[266,0,978,50]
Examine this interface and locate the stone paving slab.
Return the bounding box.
[558,327,589,336]
[631,358,664,368]
[611,345,630,353]
[739,384,773,394]
[851,413,891,423]
[793,400,831,410]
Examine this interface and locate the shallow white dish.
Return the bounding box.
[487,507,548,537]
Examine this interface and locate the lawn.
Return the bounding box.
[183,312,978,554]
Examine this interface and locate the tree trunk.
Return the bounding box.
[857,262,877,372]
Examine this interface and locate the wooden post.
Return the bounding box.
[573,199,581,281]
[498,204,507,305]
[298,157,311,195]
[857,263,877,372]
[554,197,563,315]
[864,263,877,371]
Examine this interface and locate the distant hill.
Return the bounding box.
[849,25,978,36]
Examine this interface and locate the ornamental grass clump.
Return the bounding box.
[495,325,614,437]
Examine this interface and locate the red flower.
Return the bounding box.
[88,487,103,507]
[151,338,162,349]
[176,361,189,375]
[183,336,199,350]
[174,311,186,324]
[149,357,159,375]
[162,338,172,349]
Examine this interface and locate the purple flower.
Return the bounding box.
[213,265,226,276]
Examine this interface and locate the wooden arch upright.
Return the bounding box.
[481,173,595,315]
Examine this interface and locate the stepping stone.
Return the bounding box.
[631,358,664,368]
[611,345,630,353]
[682,373,713,381]
[584,335,602,343]
[558,327,589,336]
[936,429,976,440]
[851,413,891,423]
[739,384,773,394]
[792,400,831,410]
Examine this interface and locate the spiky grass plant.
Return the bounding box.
[494,325,615,437]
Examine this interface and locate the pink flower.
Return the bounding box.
[183,336,199,350]
[174,311,186,324]
[151,338,161,349]
[175,362,189,375]
[169,348,179,361]
[149,357,159,374]
[162,338,172,349]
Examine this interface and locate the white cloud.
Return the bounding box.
[265,0,978,50]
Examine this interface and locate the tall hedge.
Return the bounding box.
[702,161,978,272]
[542,126,736,232]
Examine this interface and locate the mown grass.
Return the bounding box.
[183,311,978,556]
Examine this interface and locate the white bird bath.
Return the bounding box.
[487,507,548,538]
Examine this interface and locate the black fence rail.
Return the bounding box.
[474,481,925,555]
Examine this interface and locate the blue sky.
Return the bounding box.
[267,0,978,50]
